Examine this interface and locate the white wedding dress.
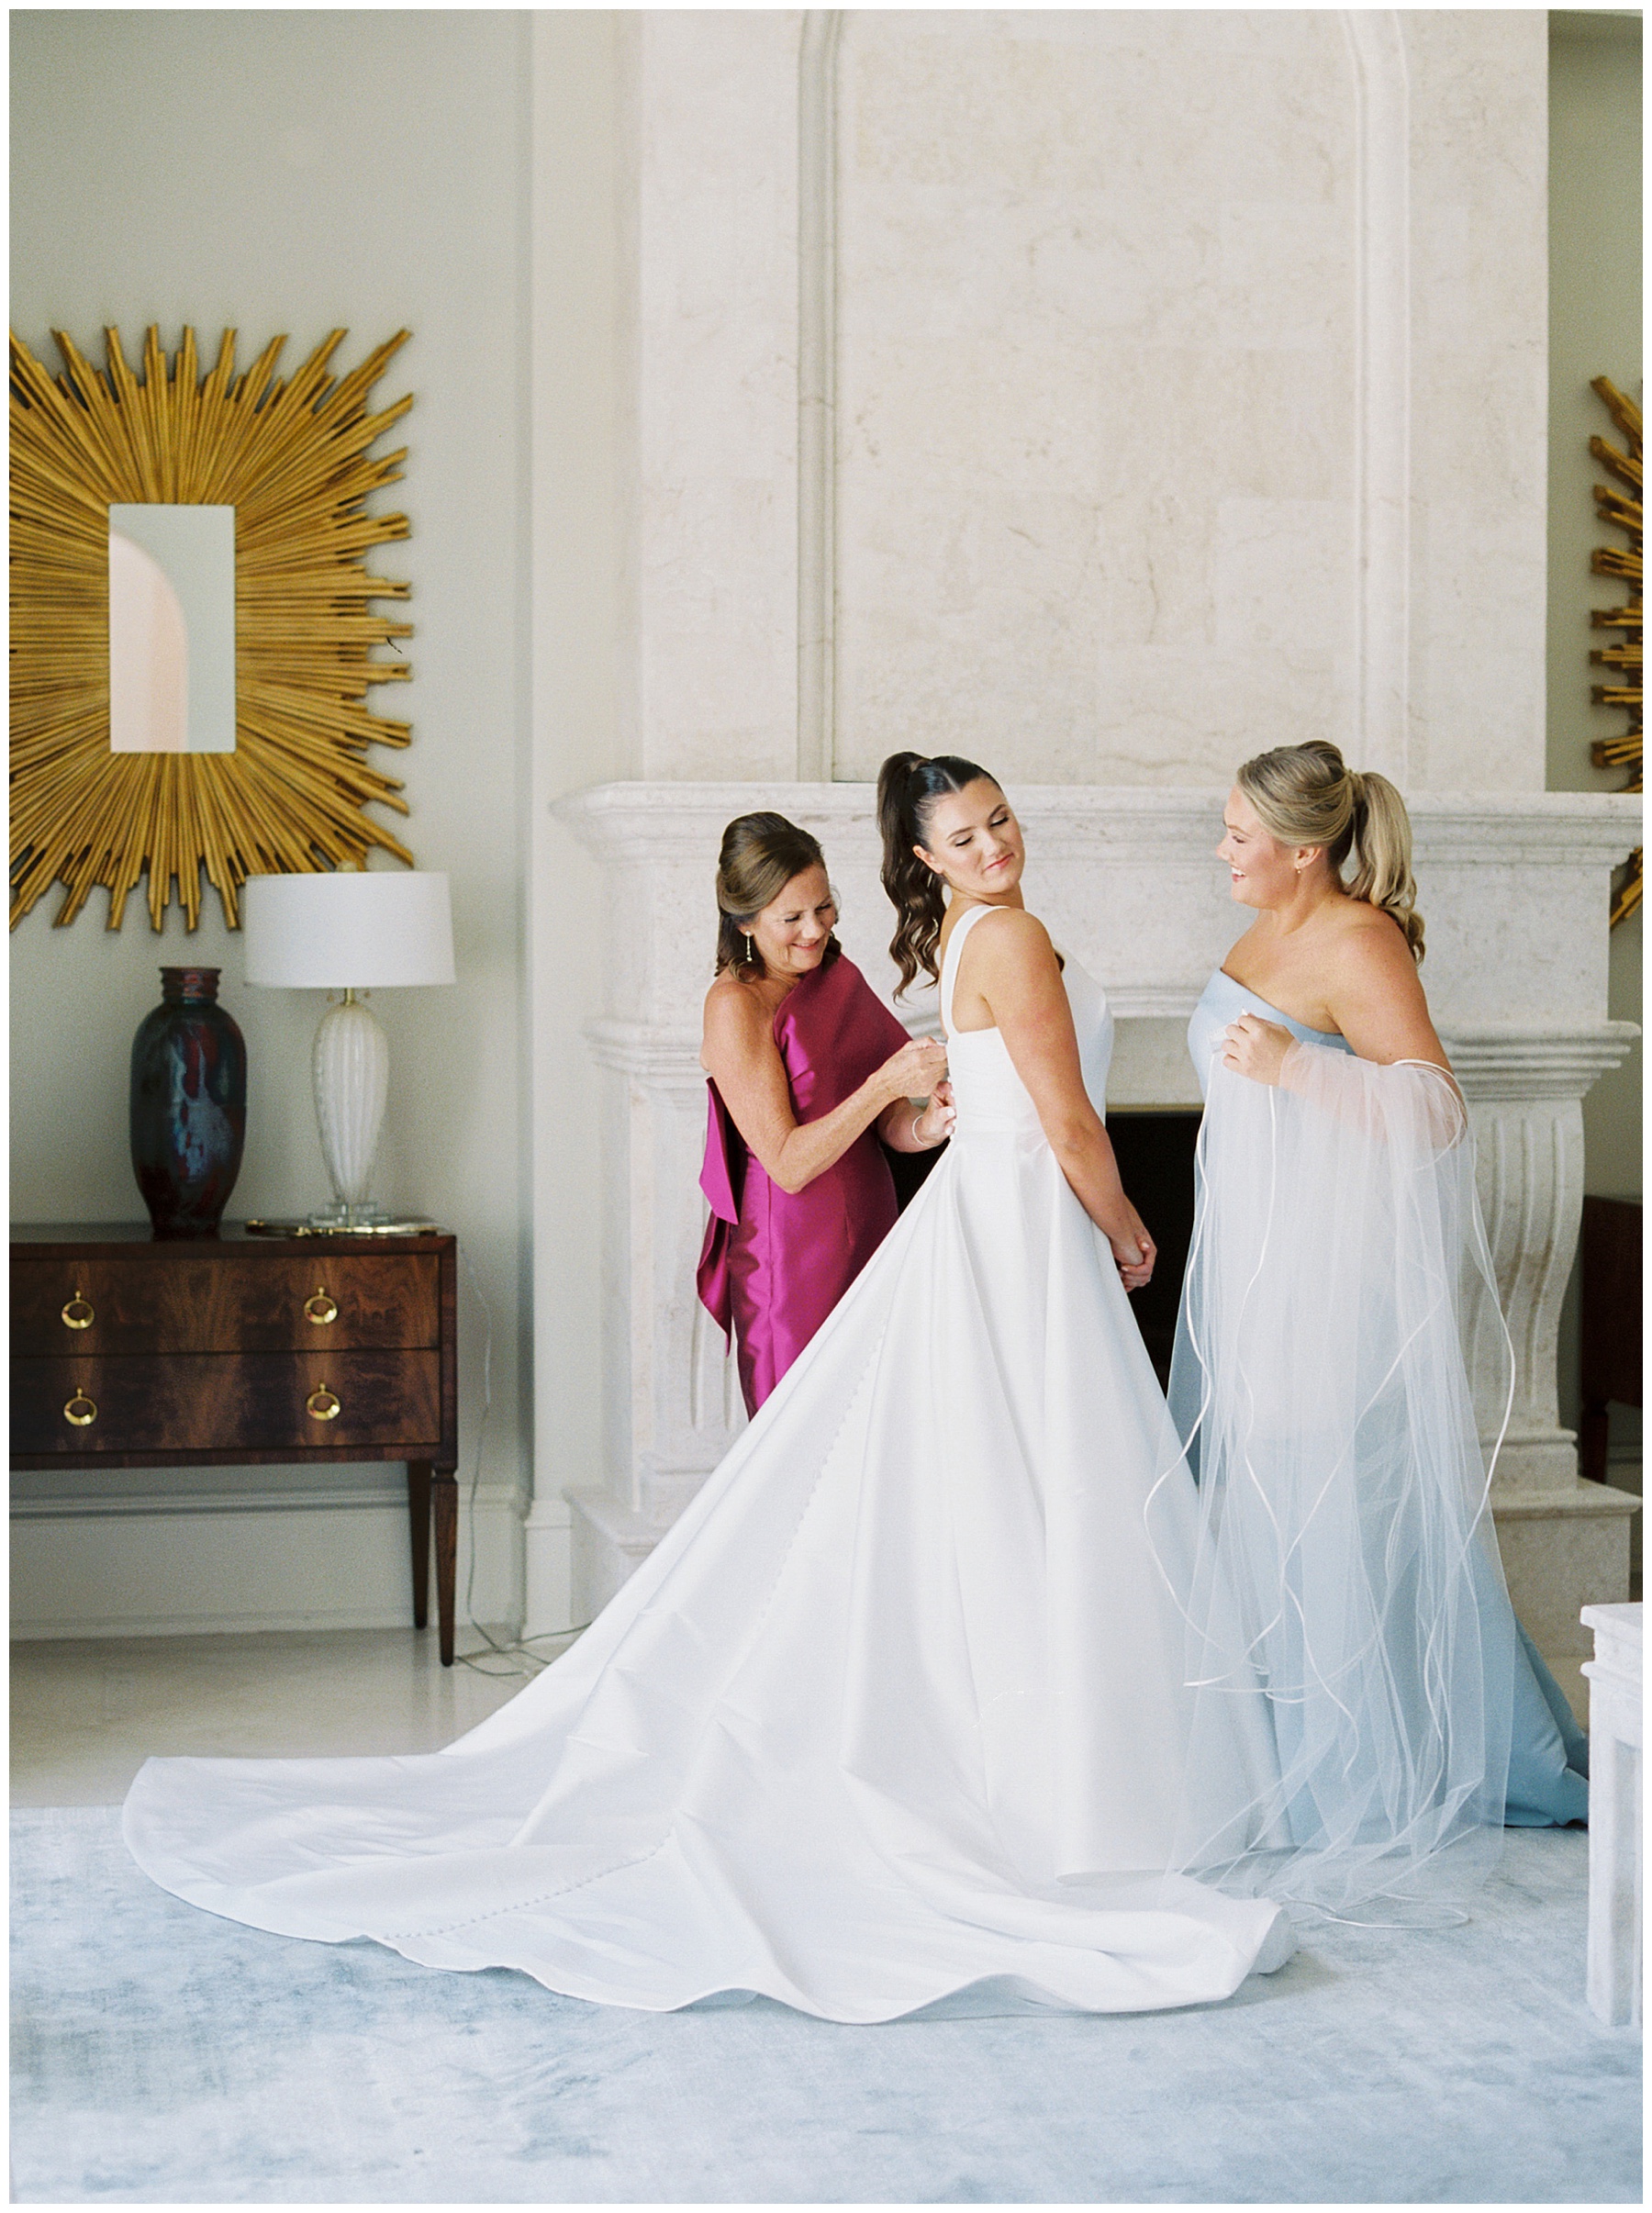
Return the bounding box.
[123,905,1288,2021]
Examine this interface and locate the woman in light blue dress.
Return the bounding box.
[1155,739,1586,1918]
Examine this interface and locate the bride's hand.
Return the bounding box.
[1222,1012,1293,1086]
[1111,1210,1155,1292]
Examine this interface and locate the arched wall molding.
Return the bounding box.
[1343,8,1413,785]
[797,10,1416,787]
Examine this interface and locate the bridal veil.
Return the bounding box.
[1151,1042,1519,1917]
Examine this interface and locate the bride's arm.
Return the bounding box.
[966,908,1155,1286]
[701,983,946,1196]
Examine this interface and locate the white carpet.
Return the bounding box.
[9,1811,1640,2205]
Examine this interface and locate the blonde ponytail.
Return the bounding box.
[1236,741,1425,963]
[1345,770,1423,963]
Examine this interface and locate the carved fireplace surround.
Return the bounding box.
[524,13,1639,1664]
[555,781,1638,1659]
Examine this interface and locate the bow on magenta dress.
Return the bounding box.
[698,948,910,1416]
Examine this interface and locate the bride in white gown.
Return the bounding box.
[122,754,1289,2022]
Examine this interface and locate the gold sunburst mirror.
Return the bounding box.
[1588,375,1643,929]
[10,324,416,930]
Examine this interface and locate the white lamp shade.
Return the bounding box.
[242,871,456,989]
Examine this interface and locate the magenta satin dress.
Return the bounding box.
[698,949,910,1417]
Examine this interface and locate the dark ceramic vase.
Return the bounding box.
[129,967,247,1237]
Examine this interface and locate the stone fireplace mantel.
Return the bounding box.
[552,779,1639,1648]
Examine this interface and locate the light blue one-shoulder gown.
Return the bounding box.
[1185,968,1588,1829]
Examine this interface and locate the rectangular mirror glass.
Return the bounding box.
[108,503,236,753]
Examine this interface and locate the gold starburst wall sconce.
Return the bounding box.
[1588,374,1642,928]
[10,324,416,931]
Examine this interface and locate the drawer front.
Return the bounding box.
[11,1351,442,1456]
[11,1255,440,1358]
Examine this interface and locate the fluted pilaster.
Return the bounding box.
[1451,1029,1638,1495]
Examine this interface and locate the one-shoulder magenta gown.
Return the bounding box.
[697,948,910,1415]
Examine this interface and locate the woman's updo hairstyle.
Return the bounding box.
[1236,738,1424,962]
[713,812,839,980]
[877,751,997,997]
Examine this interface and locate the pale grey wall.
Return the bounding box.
[12,8,1640,1573]
[8,10,621,1552]
[1546,10,1641,1450]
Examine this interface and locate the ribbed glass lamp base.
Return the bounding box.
[313,995,389,1213]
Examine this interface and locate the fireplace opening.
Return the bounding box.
[1108,1110,1202,1388]
[884,1134,943,1214]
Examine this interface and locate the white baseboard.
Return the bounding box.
[10,1480,546,1642]
[522,1492,579,1640]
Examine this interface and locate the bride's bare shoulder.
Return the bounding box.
[963,905,1056,970]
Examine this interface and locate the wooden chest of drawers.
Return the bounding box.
[10,1223,461,1660]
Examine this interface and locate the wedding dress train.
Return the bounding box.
[123,908,1288,2020]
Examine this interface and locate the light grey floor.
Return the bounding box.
[10,1811,1639,2206]
[10,1629,1640,2205]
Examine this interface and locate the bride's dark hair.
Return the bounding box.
[877,752,998,998]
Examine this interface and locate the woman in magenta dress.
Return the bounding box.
[698,811,954,1415]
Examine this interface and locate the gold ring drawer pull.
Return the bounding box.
[64,1392,97,1427]
[307,1384,341,1423]
[304,1288,339,1326]
[61,1295,95,1331]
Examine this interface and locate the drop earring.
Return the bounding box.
[744,933,754,967]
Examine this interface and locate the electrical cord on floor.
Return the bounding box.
[452,1246,590,1680]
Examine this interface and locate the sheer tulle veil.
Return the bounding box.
[1144,1038,1518,1919]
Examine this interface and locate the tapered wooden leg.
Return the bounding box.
[432,1466,459,1667]
[407,1461,432,1629]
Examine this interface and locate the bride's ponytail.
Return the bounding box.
[877,750,995,997]
[1236,740,1425,964]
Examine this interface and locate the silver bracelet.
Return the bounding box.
[910,1109,930,1149]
